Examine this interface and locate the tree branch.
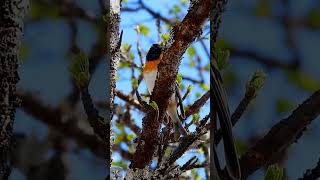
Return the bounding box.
[215,70,266,145]
[299,158,320,180]
[184,91,210,119]
[116,90,145,112]
[138,0,174,25]
[80,87,109,148]
[109,1,122,178]
[0,0,28,178]
[239,90,320,179]
[110,0,122,118]
[230,48,299,70]
[165,115,209,168]
[130,0,210,169]
[17,91,106,159]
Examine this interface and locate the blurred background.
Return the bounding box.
[219,0,320,179]
[12,0,108,179]
[9,0,320,179]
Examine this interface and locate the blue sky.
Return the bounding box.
[113,0,210,178]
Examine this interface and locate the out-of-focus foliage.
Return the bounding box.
[247,70,267,91]
[69,52,90,88]
[306,8,320,29]
[136,24,150,36]
[287,70,320,92]
[255,0,272,17]
[276,98,295,113]
[30,1,60,20]
[264,164,283,180]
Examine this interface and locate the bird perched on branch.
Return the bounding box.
[211,62,241,180]
[143,44,188,140]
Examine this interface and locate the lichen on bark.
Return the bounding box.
[109,0,122,179]
[109,0,121,118]
[0,0,29,178]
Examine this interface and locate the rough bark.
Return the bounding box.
[0,0,28,178]
[130,0,210,169]
[109,0,121,118]
[109,0,122,178]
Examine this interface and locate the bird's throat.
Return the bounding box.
[144,59,160,73]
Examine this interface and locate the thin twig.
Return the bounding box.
[299,158,320,180]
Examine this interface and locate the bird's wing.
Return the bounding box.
[211,62,241,180]
[175,82,185,120]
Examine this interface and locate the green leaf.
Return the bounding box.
[307,8,320,29]
[119,61,130,68]
[69,52,90,88]
[150,101,159,111]
[131,78,138,89]
[127,134,135,141]
[192,113,200,123]
[129,53,135,60]
[204,64,210,71]
[164,148,172,157]
[122,43,131,52]
[30,2,59,19]
[287,70,320,92]
[114,133,124,145]
[111,161,127,169]
[255,0,272,17]
[248,70,267,90]
[214,39,231,70]
[180,83,185,90]
[222,71,237,88]
[161,33,170,43]
[215,49,230,70]
[196,92,201,98]
[115,122,124,131]
[200,84,210,91]
[264,164,283,180]
[187,46,196,58]
[181,0,187,5]
[137,24,150,36]
[177,73,183,84]
[115,74,120,81]
[173,5,181,14]
[187,84,193,92]
[197,148,204,154]
[189,61,195,68]
[215,39,231,50]
[276,98,295,113]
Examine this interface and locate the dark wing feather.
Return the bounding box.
[211,62,241,180]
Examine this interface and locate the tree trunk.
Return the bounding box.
[0,0,28,179]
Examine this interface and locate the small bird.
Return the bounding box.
[143,44,188,139]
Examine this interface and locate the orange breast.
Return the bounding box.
[143,59,160,73]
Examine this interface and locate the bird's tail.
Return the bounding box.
[211,63,241,180]
[167,105,188,140]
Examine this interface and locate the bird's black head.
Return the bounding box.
[146,44,162,61]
